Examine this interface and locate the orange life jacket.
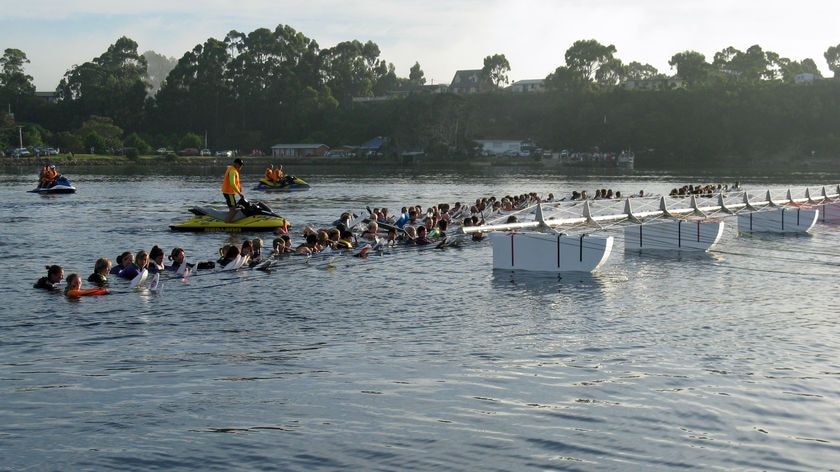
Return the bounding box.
[66,287,109,297]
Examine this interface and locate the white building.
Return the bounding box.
[508,79,544,93]
[475,139,533,157]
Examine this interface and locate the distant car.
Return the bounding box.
[156,147,168,154]
[200,149,211,156]
[45,147,59,155]
[179,148,200,156]
[215,150,233,157]
[14,148,31,157]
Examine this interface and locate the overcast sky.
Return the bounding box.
[3,0,838,91]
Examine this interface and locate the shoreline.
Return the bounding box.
[3,153,839,177]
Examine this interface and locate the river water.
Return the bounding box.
[2,165,840,471]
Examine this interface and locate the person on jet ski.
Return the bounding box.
[38,165,58,188]
[222,158,244,222]
[272,164,284,182]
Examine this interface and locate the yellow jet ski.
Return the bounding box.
[252,175,311,191]
[170,198,290,233]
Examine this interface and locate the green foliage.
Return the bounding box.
[56,37,148,132]
[0,48,36,95]
[565,39,617,84]
[320,39,383,104]
[18,124,45,148]
[178,132,202,150]
[78,115,124,151]
[409,62,426,86]
[123,132,150,154]
[84,132,107,154]
[0,48,37,118]
[482,54,511,89]
[53,131,82,154]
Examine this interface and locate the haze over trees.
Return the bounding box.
[2,26,840,168]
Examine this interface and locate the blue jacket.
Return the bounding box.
[119,263,142,280]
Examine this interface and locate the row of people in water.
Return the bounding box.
[288,204,494,256]
[33,191,564,294]
[301,193,565,252]
[669,183,740,197]
[33,246,192,296]
[34,264,109,297]
[218,216,458,263]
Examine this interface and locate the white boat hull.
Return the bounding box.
[817,201,840,224]
[737,207,818,234]
[491,232,613,273]
[624,219,725,251]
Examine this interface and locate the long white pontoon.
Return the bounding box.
[459,185,840,273]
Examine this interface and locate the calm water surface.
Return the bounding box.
[2,166,840,471]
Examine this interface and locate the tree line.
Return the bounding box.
[2,26,840,167]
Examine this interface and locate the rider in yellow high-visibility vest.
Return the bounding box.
[221,158,244,222]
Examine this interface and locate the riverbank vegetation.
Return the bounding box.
[2,28,840,170]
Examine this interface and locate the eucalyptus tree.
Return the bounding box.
[0,48,36,98]
[712,45,771,83]
[792,58,822,79]
[409,62,426,87]
[481,53,511,90]
[668,51,711,88]
[544,65,588,93]
[824,44,840,79]
[623,61,662,81]
[225,25,323,143]
[151,37,233,139]
[594,57,625,88]
[56,36,149,131]
[372,61,400,96]
[226,27,284,133]
[0,48,36,145]
[564,39,617,85]
[773,56,822,83]
[320,40,383,105]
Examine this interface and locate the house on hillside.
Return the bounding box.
[508,79,545,93]
[34,91,58,104]
[270,143,329,157]
[620,77,684,90]
[795,73,817,84]
[323,145,356,157]
[449,69,490,94]
[359,136,388,156]
[352,83,450,102]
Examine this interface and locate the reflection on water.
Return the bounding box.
[491,268,615,293]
